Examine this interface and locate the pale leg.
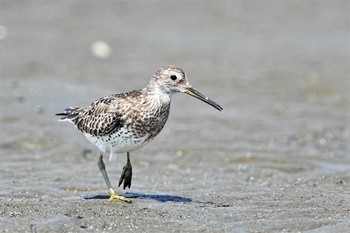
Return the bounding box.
[97,154,131,203]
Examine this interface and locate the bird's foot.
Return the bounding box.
[118,162,132,189]
[109,189,132,203]
[109,194,132,203]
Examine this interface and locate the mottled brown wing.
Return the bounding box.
[74,100,125,136]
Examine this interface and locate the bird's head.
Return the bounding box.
[152,65,223,111]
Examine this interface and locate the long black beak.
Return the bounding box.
[185,87,223,111]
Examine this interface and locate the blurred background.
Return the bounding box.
[1,0,348,155]
[0,1,349,232]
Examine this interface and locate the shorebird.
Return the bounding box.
[56,65,223,202]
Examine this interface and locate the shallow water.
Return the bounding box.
[0,1,349,232]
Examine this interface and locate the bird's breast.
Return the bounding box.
[127,103,170,141]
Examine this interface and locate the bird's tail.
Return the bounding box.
[56,107,82,122]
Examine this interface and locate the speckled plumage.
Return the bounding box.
[58,88,171,160]
[56,65,222,200]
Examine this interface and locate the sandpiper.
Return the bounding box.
[56,65,223,202]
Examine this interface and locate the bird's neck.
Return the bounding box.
[143,79,173,107]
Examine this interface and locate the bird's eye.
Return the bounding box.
[170,75,177,81]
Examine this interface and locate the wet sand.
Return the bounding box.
[0,1,349,232]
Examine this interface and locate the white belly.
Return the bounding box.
[83,128,151,161]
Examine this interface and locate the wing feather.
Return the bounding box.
[76,101,124,136]
[57,90,143,136]
[58,97,124,136]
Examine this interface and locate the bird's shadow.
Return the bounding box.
[82,192,193,203]
[82,192,230,206]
